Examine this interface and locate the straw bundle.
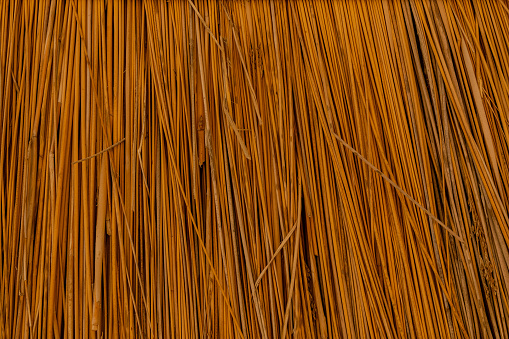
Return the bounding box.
[2,0,509,338]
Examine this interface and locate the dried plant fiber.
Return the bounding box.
[2,0,509,338]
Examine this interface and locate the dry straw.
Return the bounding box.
[1,0,509,338]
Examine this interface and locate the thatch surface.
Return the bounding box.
[2,1,509,338]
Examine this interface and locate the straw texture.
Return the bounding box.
[2,0,509,338]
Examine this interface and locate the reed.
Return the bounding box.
[1,0,509,338]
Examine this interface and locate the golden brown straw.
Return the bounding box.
[2,0,509,338]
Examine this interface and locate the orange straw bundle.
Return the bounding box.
[1,1,509,338]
